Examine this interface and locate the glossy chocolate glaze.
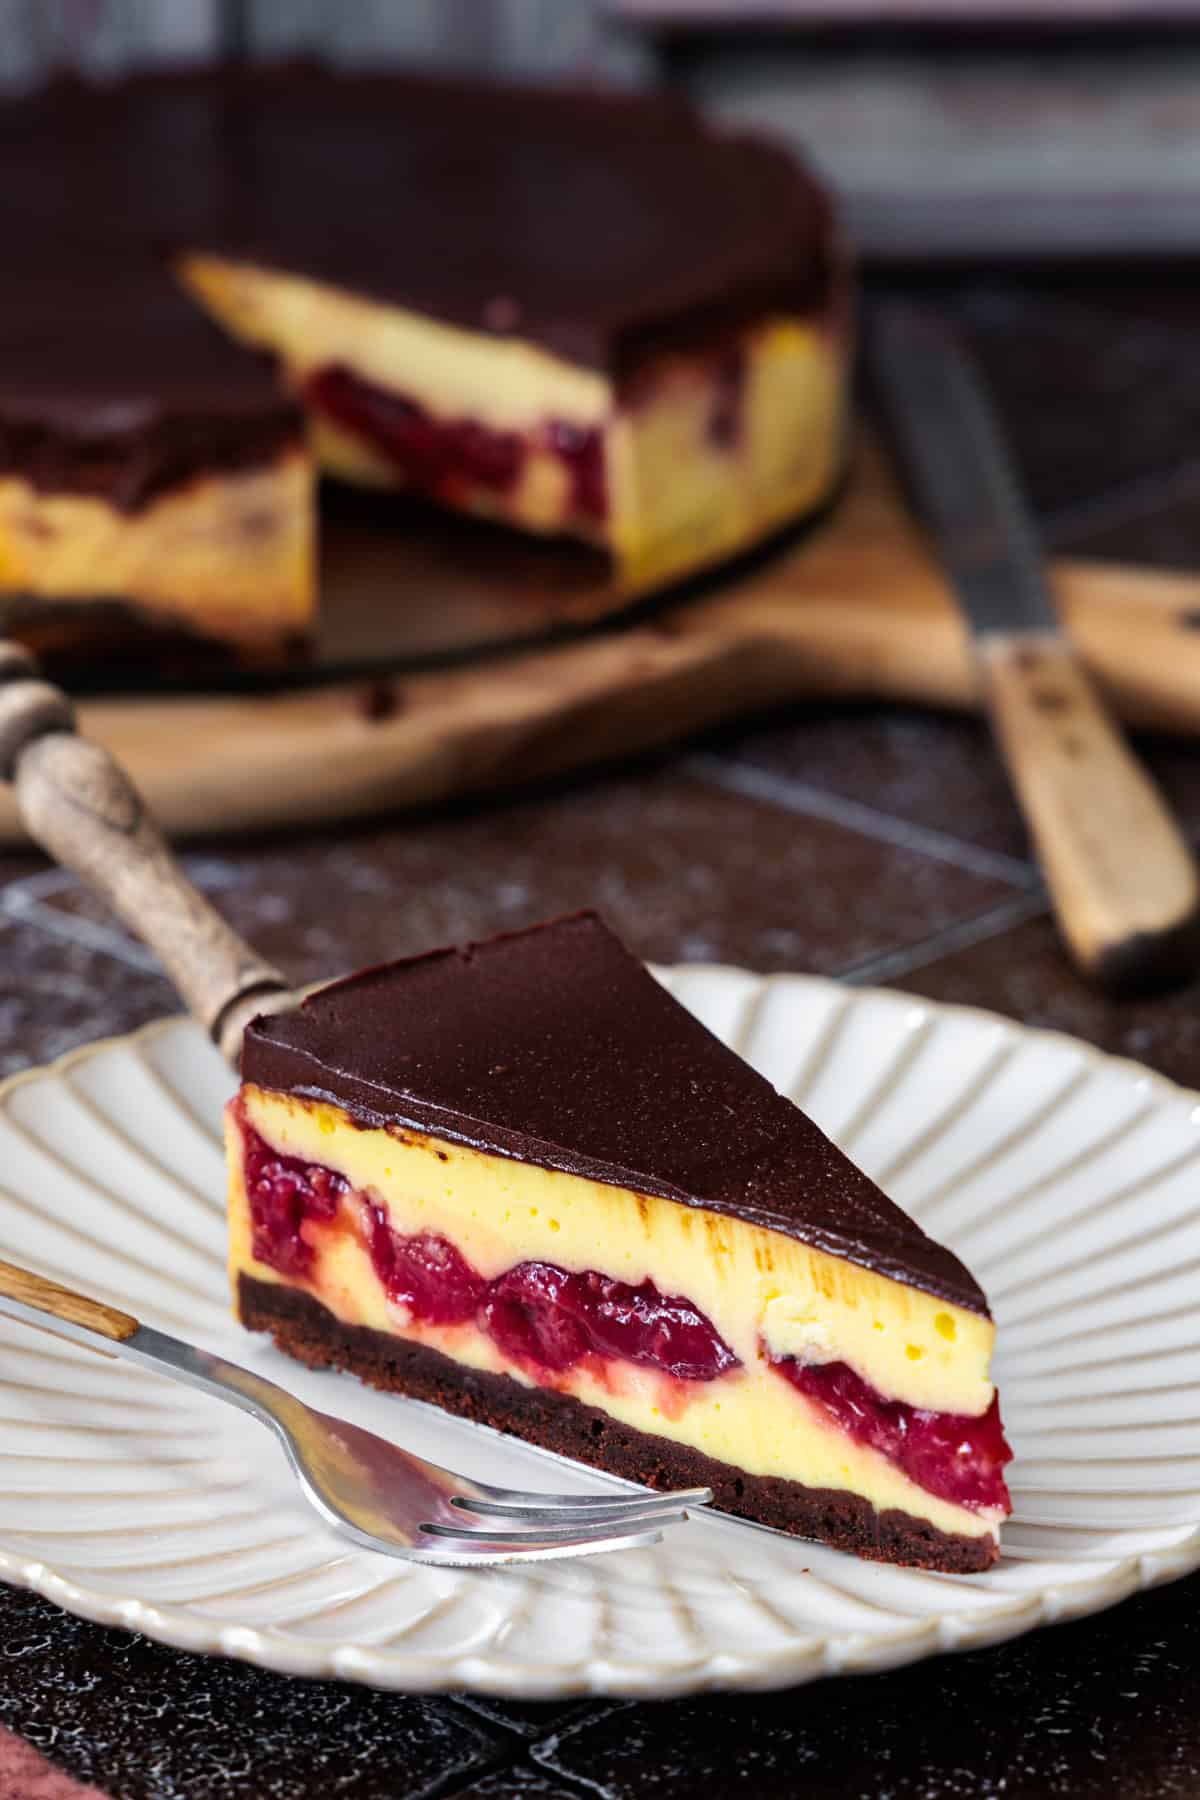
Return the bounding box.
[175,66,836,372]
[0,83,300,509]
[1,64,834,503]
[242,912,988,1316]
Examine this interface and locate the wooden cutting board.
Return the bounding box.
[5,438,1200,846]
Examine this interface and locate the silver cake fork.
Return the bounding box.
[0,1256,709,1565]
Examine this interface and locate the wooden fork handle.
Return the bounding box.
[0,1255,139,1342]
[0,643,292,1064]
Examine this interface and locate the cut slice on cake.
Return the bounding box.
[175,71,848,598]
[227,912,1011,1571]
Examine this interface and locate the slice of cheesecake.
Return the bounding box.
[176,70,848,598]
[228,913,1011,1571]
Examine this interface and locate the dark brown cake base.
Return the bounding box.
[238,1274,998,1573]
[0,594,305,681]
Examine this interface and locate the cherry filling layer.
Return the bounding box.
[706,347,748,451]
[242,1127,348,1278]
[775,1356,1012,1515]
[306,364,607,522]
[241,1120,736,1383]
[240,1118,1009,1512]
[479,1261,739,1381]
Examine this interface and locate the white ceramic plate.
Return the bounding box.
[0,967,1197,1698]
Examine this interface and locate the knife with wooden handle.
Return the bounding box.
[872,303,1200,996]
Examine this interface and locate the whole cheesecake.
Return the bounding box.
[178,69,849,597]
[0,67,847,669]
[227,914,1011,1571]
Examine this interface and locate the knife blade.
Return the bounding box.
[871,302,1200,995]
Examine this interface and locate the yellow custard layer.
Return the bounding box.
[0,451,314,645]
[229,1087,999,1544]
[608,317,845,595]
[178,253,847,593]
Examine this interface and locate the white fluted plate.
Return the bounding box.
[0,967,1197,1697]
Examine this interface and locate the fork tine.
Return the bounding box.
[448,1495,705,1531]
[410,1524,668,1565]
[453,1484,712,1521]
[420,1510,690,1548]
[449,1495,694,1532]
[450,1487,709,1524]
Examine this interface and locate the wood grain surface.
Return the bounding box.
[980,634,1200,992]
[4,440,1200,846]
[13,729,290,1058]
[0,1257,139,1343]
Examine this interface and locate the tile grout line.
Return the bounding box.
[0,867,162,974]
[3,764,1043,1000]
[530,1704,639,1796]
[834,888,1050,991]
[685,752,1037,888]
[433,1694,633,1799]
[364,1694,527,1800]
[1040,454,1200,555]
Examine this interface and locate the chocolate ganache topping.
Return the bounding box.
[243,911,988,1317]
[0,65,835,510]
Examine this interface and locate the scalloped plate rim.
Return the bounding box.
[0,968,1196,1698]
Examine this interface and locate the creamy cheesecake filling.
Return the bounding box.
[0,450,314,646]
[176,252,846,592]
[229,1089,1008,1538]
[606,315,846,595]
[304,364,608,539]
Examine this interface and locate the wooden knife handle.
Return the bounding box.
[0,643,291,1064]
[980,635,1200,994]
[0,1255,139,1342]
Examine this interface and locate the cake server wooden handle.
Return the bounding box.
[0,1255,139,1343]
[981,634,1200,993]
[0,643,291,1064]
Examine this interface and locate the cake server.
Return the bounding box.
[0,1255,708,1566]
[0,638,292,1064]
[872,303,1200,995]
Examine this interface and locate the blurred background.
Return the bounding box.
[7,0,1200,256]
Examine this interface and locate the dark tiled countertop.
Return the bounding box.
[3,277,1200,1798]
